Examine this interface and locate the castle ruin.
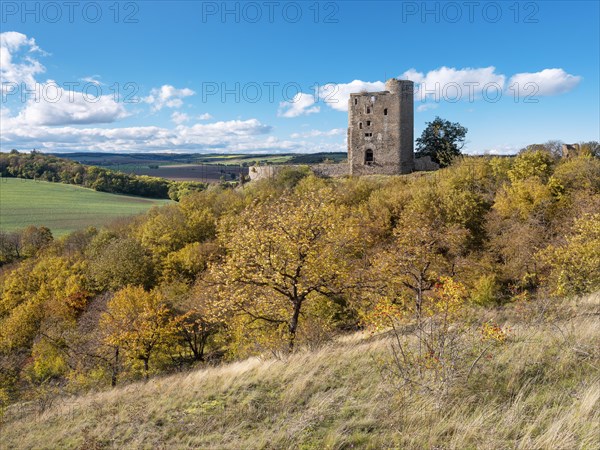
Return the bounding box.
[348,79,414,175]
[249,78,422,182]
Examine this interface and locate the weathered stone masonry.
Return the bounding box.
[348,79,414,175]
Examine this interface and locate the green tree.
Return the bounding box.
[88,237,155,291]
[416,117,467,167]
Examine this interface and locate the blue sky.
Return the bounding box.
[1,1,598,154]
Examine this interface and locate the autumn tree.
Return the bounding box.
[372,195,467,316]
[436,158,496,248]
[20,226,53,258]
[0,256,92,352]
[578,140,600,158]
[550,154,600,195]
[508,148,555,184]
[0,231,22,265]
[161,241,219,284]
[540,213,600,297]
[100,286,180,379]
[0,255,93,399]
[171,282,222,362]
[487,149,564,292]
[212,188,365,352]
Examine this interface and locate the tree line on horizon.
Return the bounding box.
[0,150,208,201]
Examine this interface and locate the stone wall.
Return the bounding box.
[561,143,580,158]
[248,165,283,181]
[311,163,349,178]
[248,157,437,182]
[247,163,349,181]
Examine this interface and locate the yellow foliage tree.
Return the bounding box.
[212,189,366,352]
[0,256,92,352]
[135,206,192,257]
[88,236,155,291]
[371,194,468,316]
[100,286,181,379]
[508,148,555,183]
[161,241,219,284]
[494,178,556,222]
[540,213,600,296]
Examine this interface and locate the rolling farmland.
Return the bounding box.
[0,178,171,236]
[57,152,347,182]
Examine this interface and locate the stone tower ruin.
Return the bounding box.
[348,79,414,175]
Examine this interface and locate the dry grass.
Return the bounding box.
[2,293,599,449]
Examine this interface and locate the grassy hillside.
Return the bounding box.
[2,293,598,449]
[0,178,171,236]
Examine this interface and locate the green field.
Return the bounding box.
[0,178,171,236]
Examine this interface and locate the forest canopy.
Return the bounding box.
[0,149,599,407]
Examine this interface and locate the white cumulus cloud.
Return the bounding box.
[290,128,344,139]
[401,66,506,102]
[315,66,580,114]
[1,32,127,126]
[172,112,213,124]
[317,80,386,112]
[0,119,276,153]
[171,111,190,124]
[5,81,128,126]
[144,84,195,111]
[508,68,582,97]
[1,31,45,92]
[278,92,320,118]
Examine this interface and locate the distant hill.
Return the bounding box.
[56,151,348,166]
